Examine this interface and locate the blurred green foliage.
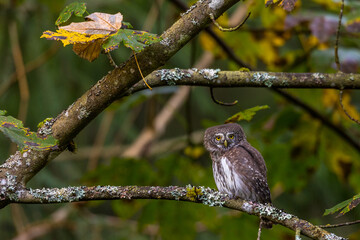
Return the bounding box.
[0,0,360,239]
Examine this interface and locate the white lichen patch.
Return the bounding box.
[77,106,90,120]
[324,233,346,240]
[160,37,171,46]
[29,186,86,203]
[209,0,224,10]
[251,72,276,87]
[242,201,254,212]
[198,186,227,207]
[313,73,325,79]
[199,68,220,81]
[156,68,192,85]
[255,204,293,221]
[191,19,200,26]
[180,0,204,16]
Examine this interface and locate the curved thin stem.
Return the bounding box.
[334,0,344,71]
[209,12,251,32]
[133,51,152,90]
[210,87,238,106]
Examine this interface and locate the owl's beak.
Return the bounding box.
[223,140,228,148]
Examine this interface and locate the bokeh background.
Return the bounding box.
[0,0,360,239]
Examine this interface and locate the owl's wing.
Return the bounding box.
[224,145,271,204]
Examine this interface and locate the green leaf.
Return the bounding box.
[121,22,133,29]
[225,105,270,123]
[55,2,87,26]
[323,193,360,217]
[0,112,58,151]
[103,29,161,53]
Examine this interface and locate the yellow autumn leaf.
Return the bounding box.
[41,29,108,47]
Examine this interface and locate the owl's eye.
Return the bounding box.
[215,136,221,141]
[228,134,234,139]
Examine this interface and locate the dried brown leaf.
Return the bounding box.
[72,39,104,62]
[59,12,123,35]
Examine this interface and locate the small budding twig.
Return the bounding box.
[106,53,118,68]
[133,51,152,90]
[210,87,238,106]
[318,219,360,228]
[209,12,251,32]
[257,224,262,240]
[334,0,359,125]
[339,90,360,125]
[334,0,344,71]
[295,228,301,240]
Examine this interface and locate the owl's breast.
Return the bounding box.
[212,156,250,199]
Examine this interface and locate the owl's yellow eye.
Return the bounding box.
[228,134,234,139]
[215,136,221,141]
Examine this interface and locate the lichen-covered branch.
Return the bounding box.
[0,0,241,208]
[126,69,360,93]
[5,185,344,240]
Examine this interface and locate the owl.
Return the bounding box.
[204,123,272,228]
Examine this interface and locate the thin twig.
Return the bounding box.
[257,222,262,240]
[209,12,251,32]
[334,0,344,72]
[210,87,238,106]
[335,0,360,125]
[106,52,118,68]
[319,219,360,228]
[339,90,360,125]
[133,51,152,90]
[295,228,301,240]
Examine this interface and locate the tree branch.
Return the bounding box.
[126,70,360,93]
[0,0,242,208]
[4,185,344,240]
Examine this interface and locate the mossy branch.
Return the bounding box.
[2,185,345,240]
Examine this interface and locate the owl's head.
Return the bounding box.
[204,123,246,153]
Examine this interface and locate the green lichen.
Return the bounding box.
[37,118,54,136]
[37,118,54,129]
[186,184,203,201]
[239,67,250,72]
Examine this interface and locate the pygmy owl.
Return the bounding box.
[204,123,272,227]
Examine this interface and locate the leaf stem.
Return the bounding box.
[133,51,152,90]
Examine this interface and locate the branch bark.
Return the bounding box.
[127,70,360,93]
[5,185,345,240]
